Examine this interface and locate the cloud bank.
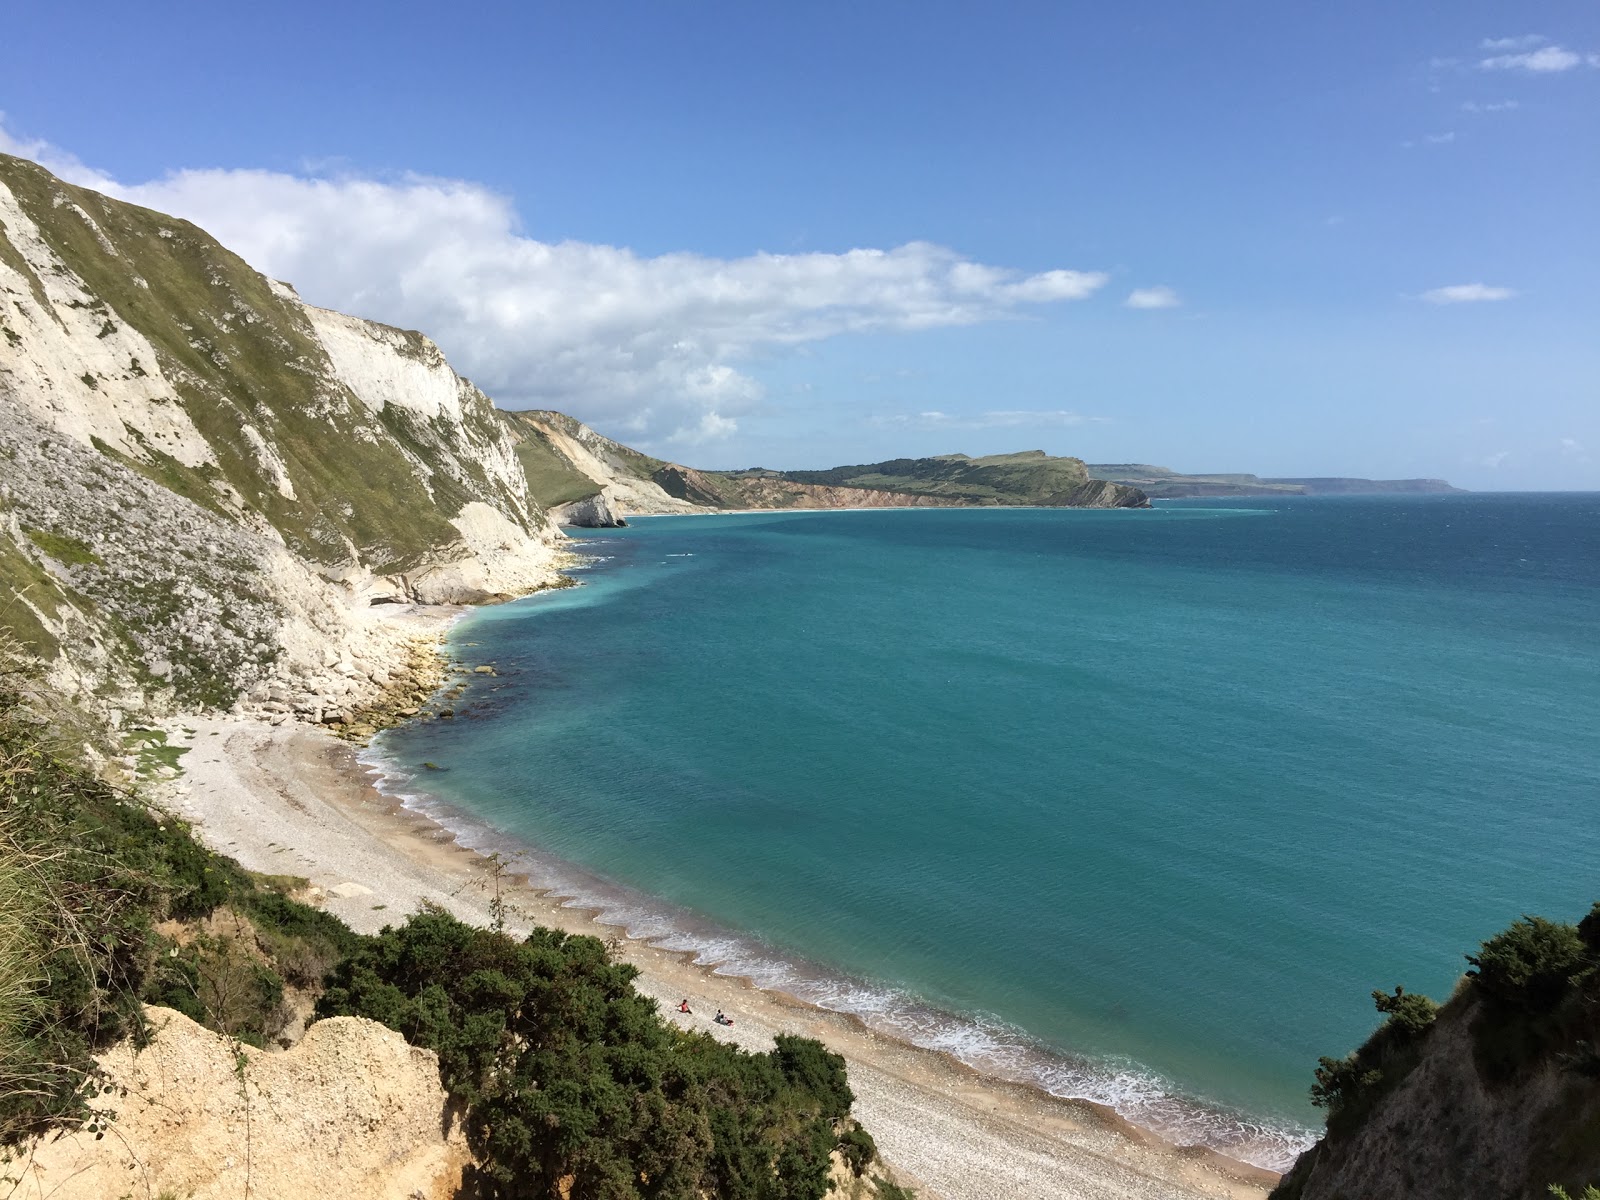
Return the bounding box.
[1477,41,1597,72]
[1125,285,1182,310]
[0,123,1108,445]
[1421,283,1516,304]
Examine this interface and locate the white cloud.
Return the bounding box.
[0,122,1108,446]
[1480,451,1510,468]
[1420,283,1517,304]
[1480,35,1546,51]
[1479,44,1591,72]
[871,410,1107,431]
[1561,437,1588,462]
[1425,132,1457,144]
[1461,100,1520,113]
[1125,285,1182,310]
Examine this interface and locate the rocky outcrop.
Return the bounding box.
[8,1007,469,1200]
[550,490,627,527]
[1055,477,1150,508]
[651,463,735,507]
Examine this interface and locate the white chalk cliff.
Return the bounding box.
[0,152,567,718]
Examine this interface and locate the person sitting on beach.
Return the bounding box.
[714,1009,734,1026]
[678,999,691,1013]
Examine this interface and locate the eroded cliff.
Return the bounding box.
[0,152,567,719]
[10,1007,469,1200]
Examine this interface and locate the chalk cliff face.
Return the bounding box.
[498,408,701,524]
[0,153,566,715]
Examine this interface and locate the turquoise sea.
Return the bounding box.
[371,495,1600,1169]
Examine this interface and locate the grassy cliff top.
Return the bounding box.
[765,450,1103,506]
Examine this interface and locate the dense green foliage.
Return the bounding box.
[1468,915,1589,1014]
[0,668,891,1193]
[1307,986,1439,1133]
[0,684,360,1141]
[318,909,867,1200]
[1467,906,1600,1087]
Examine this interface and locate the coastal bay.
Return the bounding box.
[165,713,1273,1200]
[371,497,1600,1171]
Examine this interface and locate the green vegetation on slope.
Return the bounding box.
[0,536,71,661]
[1,153,489,571]
[509,410,666,482]
[0,672,898,1197]
[499,409,670,510]
[501,416,608,508]
[321,910,886,1199]
[778,450,1102,505]
[1274,903,1600,1200]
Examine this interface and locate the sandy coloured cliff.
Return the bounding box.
[7,1007,468,1200]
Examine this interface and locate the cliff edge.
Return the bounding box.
[10,1007,468,1200]
[1274,907,1600,1200]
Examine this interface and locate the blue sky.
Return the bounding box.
[3,1,1597,488]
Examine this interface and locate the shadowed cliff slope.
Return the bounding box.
[1274,905,1600,1200]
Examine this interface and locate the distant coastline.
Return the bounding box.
[1087,465,1464,500]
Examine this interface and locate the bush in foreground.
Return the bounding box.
[318,908,867,1200]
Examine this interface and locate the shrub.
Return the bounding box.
[1371,985,1439,1037]
[837,1124,877,1177]
[1307,984,1438,1131]
[1468,916,1587,1013]
[318,908,867,1200]
[0,702,160,1143]
[0,681,365,1138]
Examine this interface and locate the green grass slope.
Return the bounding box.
[0,153,527,574]
[773,450,1143,507]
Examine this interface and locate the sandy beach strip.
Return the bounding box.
[163,714,1276,1200]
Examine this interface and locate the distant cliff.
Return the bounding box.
[499,426,1151,521]
[1273,905,1600,1200]
[1088,464,1463,499]
[775,450,1149,508]
[497,409,701,526]
[653,463,951,510]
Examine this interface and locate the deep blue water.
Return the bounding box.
[374,494,1600,1168]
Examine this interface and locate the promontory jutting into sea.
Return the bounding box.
[2,6,1596,1198]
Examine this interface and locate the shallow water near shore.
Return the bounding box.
[374,495,1600,1170]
